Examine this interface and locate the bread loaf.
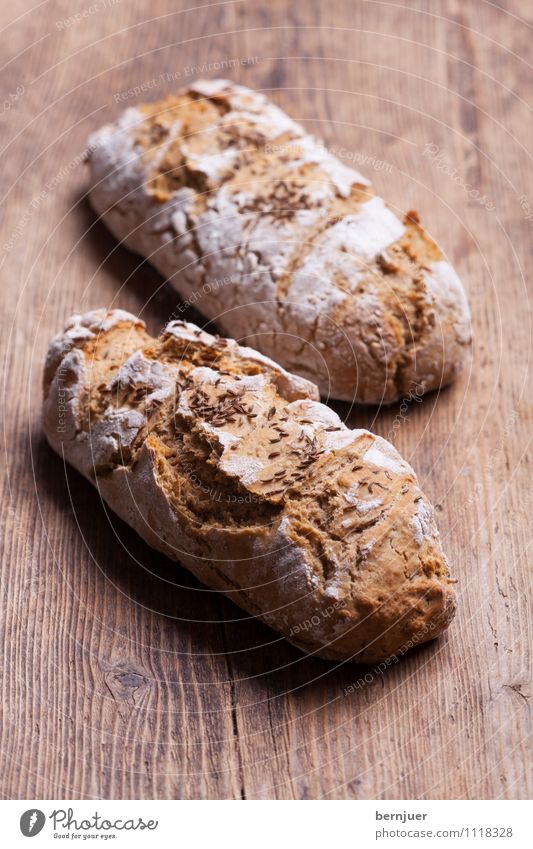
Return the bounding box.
[87,78,471,404]
[43,309,456,662]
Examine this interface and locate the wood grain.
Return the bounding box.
[1,0,531,800]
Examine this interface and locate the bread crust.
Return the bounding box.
[87,78,471,404]
[43,309,456,662]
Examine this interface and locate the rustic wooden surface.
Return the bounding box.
[1,0,531,800]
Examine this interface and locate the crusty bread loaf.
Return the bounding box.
[87,78,471,404]
[43,309,456,662]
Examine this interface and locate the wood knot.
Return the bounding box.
[103,664,150,705]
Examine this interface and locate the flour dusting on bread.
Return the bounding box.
[87,79,471,403]
[43,309,457,662]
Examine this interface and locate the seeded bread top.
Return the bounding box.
[43,309,456,661]
[87,79,471,403]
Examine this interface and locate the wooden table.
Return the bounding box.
[1,0,531,800]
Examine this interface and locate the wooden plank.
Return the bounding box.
[0,0,531,799]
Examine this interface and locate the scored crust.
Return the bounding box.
[43,309,456,662]
[87,78,471,404]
